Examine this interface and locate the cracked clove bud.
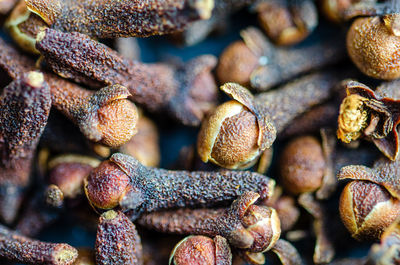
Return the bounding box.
[169,235,232,265]
[254,0,318,46]
[0,71,51,224]
[197,71,343,169]
[337,80,400,160]
[24,0,213,39]
[84,153,275,219]
[347,13,400,80]
[0,37,139,148]
[216,27,345,90]
[0,224,78,264]
[139,191,281,253]
[338,157,400,240]
[95,210,142,265]
[36,28,218,126]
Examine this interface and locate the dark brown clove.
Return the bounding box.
[254,0,318,46]
[0,71,51,224]
[197,71,344,169]
[0,37,139,148]
[169,235,232,265]
[25,0,214,38]
[216,27,345,90]
[0,224,78,264]
[138,191,281,253]
[337,79,400,160]
[95,210,143,265]
[36,28,218,126]
[84,153,275,219]
[338,157,400,240]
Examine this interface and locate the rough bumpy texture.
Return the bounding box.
[26,0,213,38]
[138,191,281,252]
[0,72,51,224]
[36,28,218,126]
[0,224,77,264]
[95,210,142,265]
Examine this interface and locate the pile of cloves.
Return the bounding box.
[1,0,400,264]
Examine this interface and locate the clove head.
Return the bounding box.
[170,235,231,265]
[216,41,259,86]
[347,14,400,80]
[280,136,326,195]
[197,100,262,169]
[84,160,130,210]
[337,94,368,143]
[339,180,400,240]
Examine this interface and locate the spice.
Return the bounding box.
[269,239,302,265]
[254,0,318,46]
[0,37,139,148]
[36,28,218,126]
[25,0,214,38]
[337,80,400,160]
[95,210,142,265]
[0,224,78,264]
[169,235,232,265]
[138,191,281,253]
[197,71,343,169]
[0,71,51,224]
[320,0,368,23]
[347,13,400,80]
[0,0,17,15]
[84,153,275,219]
[216,27,345,90]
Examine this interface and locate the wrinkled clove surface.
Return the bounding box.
[36,28,218,126]
[198,71,343,169]
[0,224,78,264]
[169,235,232,265]
[95,210,143,265]
[84,153,275,219]
[216,27,345,90]
[24,0,214,38]
[139,191,281,253]
[0,71,51,223]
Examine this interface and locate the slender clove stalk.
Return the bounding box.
[254,0,318,46]
[0,71,51,224]
[197,71,344,169]
[95,210,143,265]
[138,191,281,253]
[337,79,400,160]
[24,0,214,38]
[36,28,218,126]
[216,27,346,90]
[84,153,275,219]
[169,235,232,265]
[0,224,78,264]
[0,37,139,148]
[269,239,302,265]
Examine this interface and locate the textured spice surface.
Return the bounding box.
[26,0,213,38]
[95,210,142,265]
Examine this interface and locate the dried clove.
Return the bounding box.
[84,153,275,219]
[0,71,51,224]
[0,37,140,148]
[95,210,143,265]
[338,157,400,240]
[254,0,318,46]
[36,28,218,126]
[169,235,232,265]
[197,71,344,169]
[268,239,302,265]
[24,0,214,38]
[337,79,400,160]
[138,191,281,253]
[0,224,78,264]
[320,0,370,23]
[347,13,400,80]
[216,27,345,90]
